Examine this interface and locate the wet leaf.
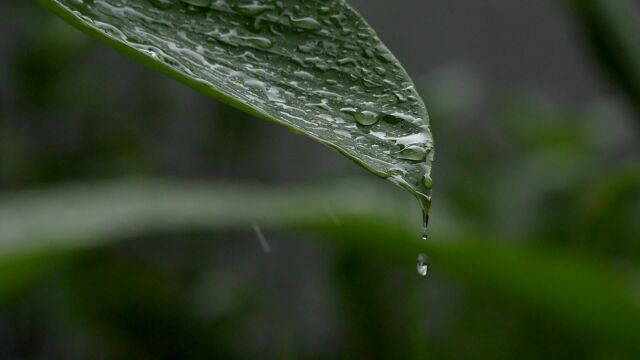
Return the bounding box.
[38,0,434,211]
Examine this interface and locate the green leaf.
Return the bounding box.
[38,0,434,211]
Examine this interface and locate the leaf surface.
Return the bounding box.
[39,0,434,210]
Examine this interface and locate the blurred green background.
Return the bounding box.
[1,0,639,358]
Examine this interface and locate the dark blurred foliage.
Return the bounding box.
[0,0,639,359]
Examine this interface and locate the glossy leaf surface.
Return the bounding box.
[39,0,434,209]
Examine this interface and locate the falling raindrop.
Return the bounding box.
[417,253,430,277]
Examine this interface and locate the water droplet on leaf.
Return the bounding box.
[395,145,427,161]
[354,111,379,126]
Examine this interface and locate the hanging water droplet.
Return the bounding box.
[422,212,429,241]
[417,253,430,276]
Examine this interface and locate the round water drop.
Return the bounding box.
[349,110,378,126]
[395,145,427,161]
[422,173,433,189]
[416,253,430,277]
[180,0,210,7]
[149,0,175,9]
[290,17,322,31]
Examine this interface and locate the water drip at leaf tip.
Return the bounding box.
[51,0,436,277]
[417,212,430,277]
[422,212,429,241]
